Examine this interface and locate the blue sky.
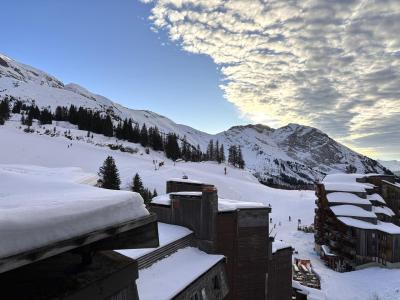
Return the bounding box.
[2,0,400,160]
[1,0,247,134]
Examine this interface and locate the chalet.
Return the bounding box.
[150,178,293,300]
[314,173,400,272]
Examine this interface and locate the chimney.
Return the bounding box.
[199,186,218,252]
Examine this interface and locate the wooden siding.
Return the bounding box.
[0,251,139,300]
[216,209,270,300]
[268,248,292,300]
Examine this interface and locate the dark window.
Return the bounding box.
[190,291,201,300]
[212,275,220,290]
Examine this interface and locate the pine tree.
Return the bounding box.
[228,145,237,166]
[12,100,22,114]
[220,144,225,163]
[98,156,121,190]
[0,99,10,125]
[131,173,144,194]
[140,124,148,147]
[132,123,140,143]
[153,189,158,198]
[207,140,214,161]
[215,140,220,162]
[237,146,245,169]
[165,133,181,161]
[103,115,114,137]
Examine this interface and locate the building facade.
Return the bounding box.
[314,174,400,271]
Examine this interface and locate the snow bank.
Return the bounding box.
[137,247,224,300]
[116,222,192,259]
[330,205,376,218]
[0,164,149,258]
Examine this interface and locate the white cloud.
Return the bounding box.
[143,0,400,159]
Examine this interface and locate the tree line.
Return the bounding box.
[1,98,246,168]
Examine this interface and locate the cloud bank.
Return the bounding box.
[142,0,400,159]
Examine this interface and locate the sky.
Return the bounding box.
[2,0,400,160]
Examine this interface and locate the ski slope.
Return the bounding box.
[1,119,400,300]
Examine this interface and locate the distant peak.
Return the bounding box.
[0,53,12,62]
[228,124,274,133]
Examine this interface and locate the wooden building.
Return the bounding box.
[314,174,400,271]
[150,178,293,300]
[382,180,400,221]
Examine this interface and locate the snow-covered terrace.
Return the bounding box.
[151,192,266,212]
[373,206,395,217]
[338,217,400,234]
[367,193,385,204]
[326,192,371,205]
[330,205,376,218]
[322,173,376,193]
[0,165,150,264]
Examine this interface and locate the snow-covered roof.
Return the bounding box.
[373,206,395,217]
[171,191,203,197]
[338,217,400,234]
[151,193,266,212]
[322,173,376,192]
[151,192,203,206]
[367,193,385,204]
[116,222,192,259]
[330,205,376,218]
[326,192,371,205]
[218,198,266,212]
[0,164,149,259]
[272,240,292,254]
[168,178,205,184]
[136,247,224,300]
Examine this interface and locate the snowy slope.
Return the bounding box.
[0,53,388,186]
[1,120,400,299]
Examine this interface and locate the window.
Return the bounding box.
[212,275,220,290]
[190,291,200,300]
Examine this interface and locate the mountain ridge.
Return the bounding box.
[0,53,390,187]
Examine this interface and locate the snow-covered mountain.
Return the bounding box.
[0,53,389,186]
[378,160,400,176]
[378,160,400,172]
